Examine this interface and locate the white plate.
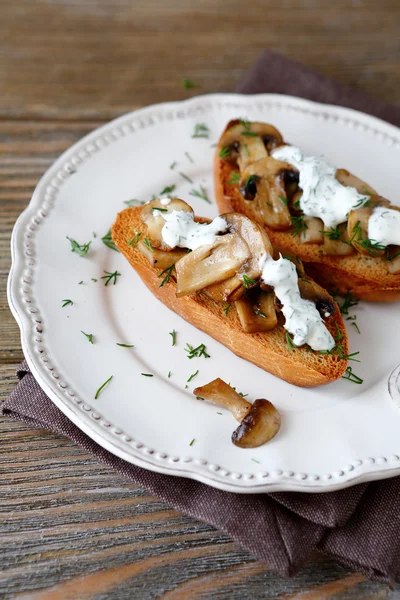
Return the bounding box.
[8,94,400,493]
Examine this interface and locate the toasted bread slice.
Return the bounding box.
[214,121,400,302]
[112,207,349,387]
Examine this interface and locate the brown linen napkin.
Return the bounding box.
[3,52,400,582]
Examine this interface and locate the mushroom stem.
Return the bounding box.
[193,378,281,448]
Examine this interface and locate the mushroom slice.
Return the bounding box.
[235,290,277,333]
[224,213,273,279]
[193,378,251,422]
[386,246,400,274]
[218,120,284,166]
[298,278,336,318]
[300,217,324,244]
[336,169,377,196]
[140,198,193,250]
[175,233,250,297]
[322,223,355,256]
[137,241,187,269]
[204,275,244,303]
[232,399,281,448]
[348,206,385,257]
[240,158,294,230]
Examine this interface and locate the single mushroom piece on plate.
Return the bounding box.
[140,197,193,250]
[193,378,281,448]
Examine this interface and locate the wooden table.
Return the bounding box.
[1,1,399,597]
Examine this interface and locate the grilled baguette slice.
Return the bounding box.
[214,121,400,302]
[112,207,348,387]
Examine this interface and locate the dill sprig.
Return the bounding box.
[124,198,145,207]
[223,304,231,316]
[170,329,177,346]
[141,373,154,377]
[291,215,308,237]
[101,270,121,286]
[185,151,194,163]
[191,123,210,139]
[101,228,119,252]
[227,171,240,185]
[181,78,196,89]
[219,146,231,159]
[67,236,91,257]
[116,343,135,348]
[179,172,193,184]
[278,195,288,206]
[342,366,363,384]
[253,308,267,318]
[351,322,361,334]
[185,343,210,359]
[187,370,199,382]
[94,375,113,399]
[81,331,94,344]
[127,232,141,247]
[189,185,210,203]
[158,264,175,288]
[62,299,73,307]
[285,332,297,352]
[143,238,154,252]
[160,184,176,196]
[242,274,257,289]
[321,226,344,241]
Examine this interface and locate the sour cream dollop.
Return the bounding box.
[368,207,400,247]
[261,255,335,351]
[160,210,228,251]
[271,145,369,229]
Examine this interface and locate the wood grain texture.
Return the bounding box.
[0,0,399,597]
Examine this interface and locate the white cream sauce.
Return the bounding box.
[271,145,369,229]
[368,207,400,247]
[160,210,228,251]
[261,255,335,351]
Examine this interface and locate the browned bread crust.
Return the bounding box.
[214,127,400,303]
[112,207,349,388]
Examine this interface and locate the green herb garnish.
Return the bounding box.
[321,226,343,241]
[219,146,231,159]
[124,199,145,207]
[170,329,177,346]
[251,458,260,464]
[339,291,358,315]
[253,309,267,318]
[62,299,73,307]
[189,185,210,204]
[141,373,153,377]
[160,184,176,196]
[127,232,141,247]
[291,215,308,237]
[81,331,94,344]
[278,195,288,206]
[227,171,240,185]
[101,270,121,286]
[185,151,194,163]
[179,172,193,184]
[386,248,400,261]
[285,332,296,351]
[168,371,172,378]
[181,78,196,89]
[116,343,135,348]
[101,228,119,252]
[189,438,196,446]
[334,321,344,342]
[169,161,177,170]
[351,322,361,334]
[342,366,363,384]
[143,238,154,253]
[158,264,175,288]
[223,304,231,316]
[241,131,258,137]
[187,370,199,383]
[243,143,249,157]
[152,207,168,213]
[78,281,84,285]
[185,343,210,359]
[242,274,257,289]
[191,123,209,139]
[94,375,113,399]
[67,237,91,257]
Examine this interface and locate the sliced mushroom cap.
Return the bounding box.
[224,213,273,278]
[218,120,284,167]
[323,223,355,256]
[297,278,336,318]
[235,290,278,333]
[347,206,385,257]
[240,157,294,230]
[137,241,187,269]
[204,275,244,303]
[140,198,193,250]
[175,233,251,297]
[193,378,251,422]
[232,399,281,448]
[336,169,377,196]
[300,217,324,244]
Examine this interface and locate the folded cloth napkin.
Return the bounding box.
[3,52,400,583]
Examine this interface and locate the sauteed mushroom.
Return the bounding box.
[193,378,281,448]
[336,169,377,196]
[218,120,284,170]
[175,233,251,297]
[235,290,277,333]
[297,278,336,318]
[300,217,324,244]
[137,241,186,269]
[347,206,385,257]
[240,157,295,230]
[141,198,193,250]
